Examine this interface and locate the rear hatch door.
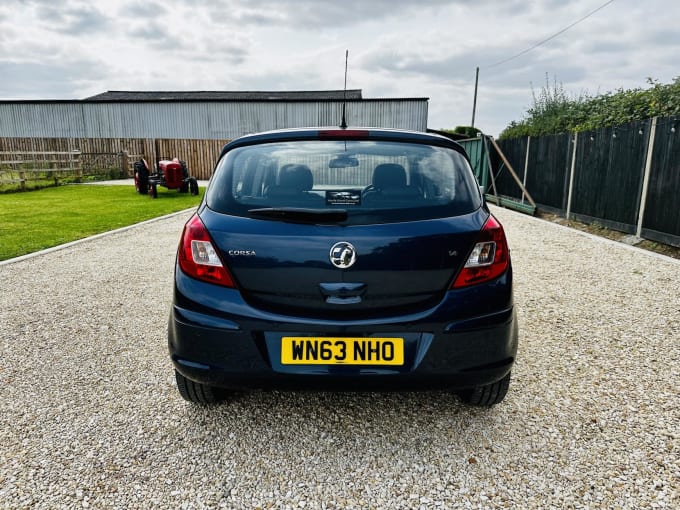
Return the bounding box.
[201,207,487,319]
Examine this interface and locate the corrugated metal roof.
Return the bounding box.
[0,99,429,139]
[83,90,364,101]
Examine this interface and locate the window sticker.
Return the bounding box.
[326,190,362,206]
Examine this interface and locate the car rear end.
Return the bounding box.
[168,128,518,405]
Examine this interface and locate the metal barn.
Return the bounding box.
[0,90,429,139]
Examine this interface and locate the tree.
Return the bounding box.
[440,126,483,138]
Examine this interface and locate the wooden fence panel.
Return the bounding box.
[0,149,82,189]
[570,120,648,232]
[525,133,573,211]
[497,115,680,247]
[155,138,228,180]
[0,137,230,181]
[642,115,680,242]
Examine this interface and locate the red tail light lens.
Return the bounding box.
[178,214,235,287]
[452,215,509,289]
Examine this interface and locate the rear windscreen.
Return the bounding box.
[206,140,482,224]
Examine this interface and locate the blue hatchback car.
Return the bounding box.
[168,127,518,406]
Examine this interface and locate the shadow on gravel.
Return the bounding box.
[176,390,504,449]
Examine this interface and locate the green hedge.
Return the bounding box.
[500,76,680,139]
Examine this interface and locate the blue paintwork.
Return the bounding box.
[199,206,489,317]
[169,127,518,392]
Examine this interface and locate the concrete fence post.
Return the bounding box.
[636,117,658,238]
[566,132,578,220]
[522,136,531,204]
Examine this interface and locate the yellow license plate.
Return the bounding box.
[281,337,404,365]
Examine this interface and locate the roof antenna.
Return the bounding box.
[340,50,348,129]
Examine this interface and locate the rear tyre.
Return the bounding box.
[457,372,511,407]
[174,370,225,404]
[134,161,149,195]
[189,178,199,195]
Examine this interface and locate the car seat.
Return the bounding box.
[266,164,323,204]
[363,163,422,204]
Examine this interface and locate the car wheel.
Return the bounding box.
[149,182,158,198]
[174,370,224,404]
[457,372,511,406]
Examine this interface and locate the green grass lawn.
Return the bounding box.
[0,185,204,261]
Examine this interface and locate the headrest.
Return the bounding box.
[279,164,313,191]
[373,163,407,189]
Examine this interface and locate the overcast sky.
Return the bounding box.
[1,0,678,136]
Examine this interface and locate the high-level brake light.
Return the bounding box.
[318,129,370,139]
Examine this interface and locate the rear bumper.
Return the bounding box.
[168,269,518,392]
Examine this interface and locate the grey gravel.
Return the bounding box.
[1,206,678,509]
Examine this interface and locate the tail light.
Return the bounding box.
[178,214,235,287]
[452,215,509,288]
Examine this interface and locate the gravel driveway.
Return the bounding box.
[1,207,678,509]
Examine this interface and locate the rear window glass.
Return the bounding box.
[206,140,481,224]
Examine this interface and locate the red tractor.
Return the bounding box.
[134,158,199,198]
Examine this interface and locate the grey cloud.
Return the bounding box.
[231,9,282,26]
[579,39,627,55]
[358,17,608,92]
[0,60,102,98]
[189,42,249,65]
[491,0,533,17]
[204,0,468,28]
[128,22,165,40]
[360,46,510,82]
[235,68,323,91]
[128,21,184,50]
[120,1,168,18]
[641,29,680,47]
[126,19,250,65]
[38,4,110,35]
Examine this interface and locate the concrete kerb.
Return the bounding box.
[0,208,195,267]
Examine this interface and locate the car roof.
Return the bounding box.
[218,127,467,159]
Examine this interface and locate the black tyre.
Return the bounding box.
[179,182,189,193]
[134,161,149,195]
[149,182,158,198]
[137,176,149,194]
[189,178,199,195]
[175,370,224,404]
[457,372,511,407]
